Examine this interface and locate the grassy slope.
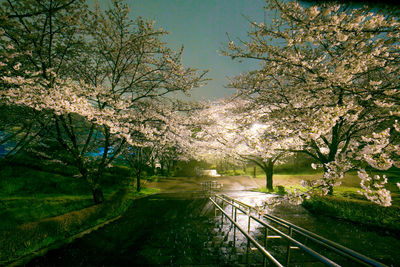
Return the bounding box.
[0,164,91,229]
[0,163,159,264]
[251,169,400,231]
[0,163,157,228]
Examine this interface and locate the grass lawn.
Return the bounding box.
[251,170,400,231]
[0,162,160,265]
[252,170,399,198]
[0,163,158,229]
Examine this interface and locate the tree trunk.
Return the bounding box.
[166,160,171,177]
[160,161,165,176]
[323,165,334,195]
[265,160,274,192]
[328,186,333,195]
[92,187,104,204]
[81,169,104,204]
[149,158,155,176]
[85,171,105,204]
[136,172,141,192]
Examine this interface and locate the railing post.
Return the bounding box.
[263,227,269,267]
[233,206,237,248]
[221,201,224,224]
[214,195,218,217]
[221,210,224,228]
[286,226,293,266]
[246,211,252,266]
[246,237,250,266]
[248,212,251,233]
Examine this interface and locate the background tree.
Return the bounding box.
[193,99,293,191]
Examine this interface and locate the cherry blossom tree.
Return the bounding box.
[193,99,294,191]
[223,0,400,206]
[122,100,196,191]
[0,0,86,158]
[0,0,207,203]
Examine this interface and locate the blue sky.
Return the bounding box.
[99,0,270,100]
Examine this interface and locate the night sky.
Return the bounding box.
[97,0,270,100]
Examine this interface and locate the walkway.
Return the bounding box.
[26,193,233,266]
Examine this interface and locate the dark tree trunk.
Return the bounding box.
[265,159,274,192]
[92,187,104,204]
[136,173,141,192]
[166,160,171,177]
[160,161,165,176]
[328,186,334,195]
[248,157,277,192]
[148,156,155,176]
[81,169,104,204]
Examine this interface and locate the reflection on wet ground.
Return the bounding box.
[26,193,236,266]
[26,191,399,266]
[222,191,400,266]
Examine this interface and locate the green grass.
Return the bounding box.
[303,196,400,232]
[254,185,287,195]
[0,185,158,264]
[0,164,91,197]
[0,197,93,229]
[126,187,160,198]
[0,161,159,232]
[251,169,400,231]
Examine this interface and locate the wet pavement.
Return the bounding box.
[25,192,237,266]
[223,191,400,266]
[24,190,400,267]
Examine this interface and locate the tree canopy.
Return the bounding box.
[222,0,400,206]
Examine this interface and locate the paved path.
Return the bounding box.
[25,176,400,266]
[26,193,235,266]
[146,175,259,192]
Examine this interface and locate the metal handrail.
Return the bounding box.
[215,195,340,267]
[221,194,259,213]
[220,194,387,267]
[201,180,222,191]
[209,197,283,267]
[263,213,386,267]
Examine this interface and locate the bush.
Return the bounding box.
[256,185,288,194]
[276,185,286,195]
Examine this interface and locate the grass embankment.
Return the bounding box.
[252,170,400,232]
[0,163,159,265]
[302,195,400,232]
